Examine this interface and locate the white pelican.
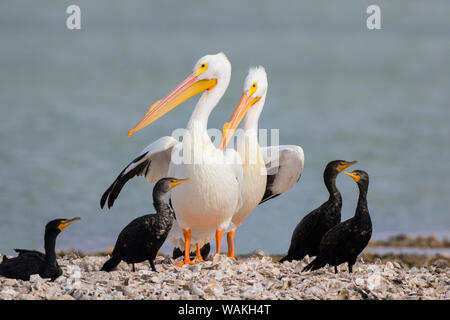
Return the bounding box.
[219,67,305,258]
[101,53,243,266]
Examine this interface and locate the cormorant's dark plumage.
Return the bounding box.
[0,218,80,281]
[101,177,189,272]
[303,170,372,273]
[280,160,357,263]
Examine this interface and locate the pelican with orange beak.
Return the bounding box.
[219,67,305,258]
[101,53,244,266]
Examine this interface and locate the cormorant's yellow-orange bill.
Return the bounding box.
[169,178,190,189]
[344,171,360,182]
[57,217,80,231]
[128,73,217,136]
[337,160,358,172]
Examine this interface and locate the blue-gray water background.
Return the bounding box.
[1,1,449,255]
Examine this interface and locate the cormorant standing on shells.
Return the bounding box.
[280,160,357,263]
[0,218,80,281]
[101,177,189,272]
[303,170,372,273]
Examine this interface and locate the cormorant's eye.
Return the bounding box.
[201,64,205,68]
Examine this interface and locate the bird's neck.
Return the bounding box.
[187,80,228,131]
[242,94,265,132]
[44,233,57,264]
[236,129,263,166]
[238,97,265,165]
[324,173,341,203]
[153,191,171,215]
[242,111,260,133]
[355,184,369,220]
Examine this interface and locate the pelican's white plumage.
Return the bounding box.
[220,66,305,257]
[101,53,244,265]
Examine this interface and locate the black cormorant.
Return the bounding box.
[303,170,372,273]
[101,177,189,272]
[280,160,357,263]
[0,217,80,281]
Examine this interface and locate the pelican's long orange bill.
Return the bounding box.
[128,73,217,136]
[219,92,260,150]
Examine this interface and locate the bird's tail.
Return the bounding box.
[101,256,121,272]
[172,247,184,259]
[279,255,291,263]
[302,257,325,272]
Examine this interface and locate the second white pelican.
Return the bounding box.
[219,67,305,258]
[101,53,243,266]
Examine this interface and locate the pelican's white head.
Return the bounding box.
[243,66,268,101]
[242,66,267,126]
[220,66,268,150]
[193,52,231,86]
[128,52,231,136]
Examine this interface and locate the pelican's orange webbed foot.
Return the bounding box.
[215,229,224,254]
[175,229,197,267]
[175,259,197,267]
[227,230,236,258]
[194,243,204,262]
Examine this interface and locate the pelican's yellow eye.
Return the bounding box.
[195,62,208,76]
[249,82,258,96]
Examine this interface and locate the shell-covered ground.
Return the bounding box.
[0,252,448,300]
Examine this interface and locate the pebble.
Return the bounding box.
[337,289,350,300]
[355,278,365,286]
[367,273,383,291]
[0,254,447,300]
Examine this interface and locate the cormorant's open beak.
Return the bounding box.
[169,178,190,189]
[128,73,217,136]
[344,171,360,183]
[338,160,358,172]
[219,91,261,150]
[57,217,81,231]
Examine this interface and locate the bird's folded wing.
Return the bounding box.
[100,136,179,209]
[259,145,305,204]
[14,249,41,256]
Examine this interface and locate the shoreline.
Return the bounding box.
[0,252,448,300]
[52,235,450,268]
[368,234,450,248]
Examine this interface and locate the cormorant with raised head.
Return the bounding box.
[303,170,372,273]
[280,160,357,263]
[101,177,189,272]
[0,217,80,281]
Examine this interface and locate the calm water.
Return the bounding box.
[0,1,449,255]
